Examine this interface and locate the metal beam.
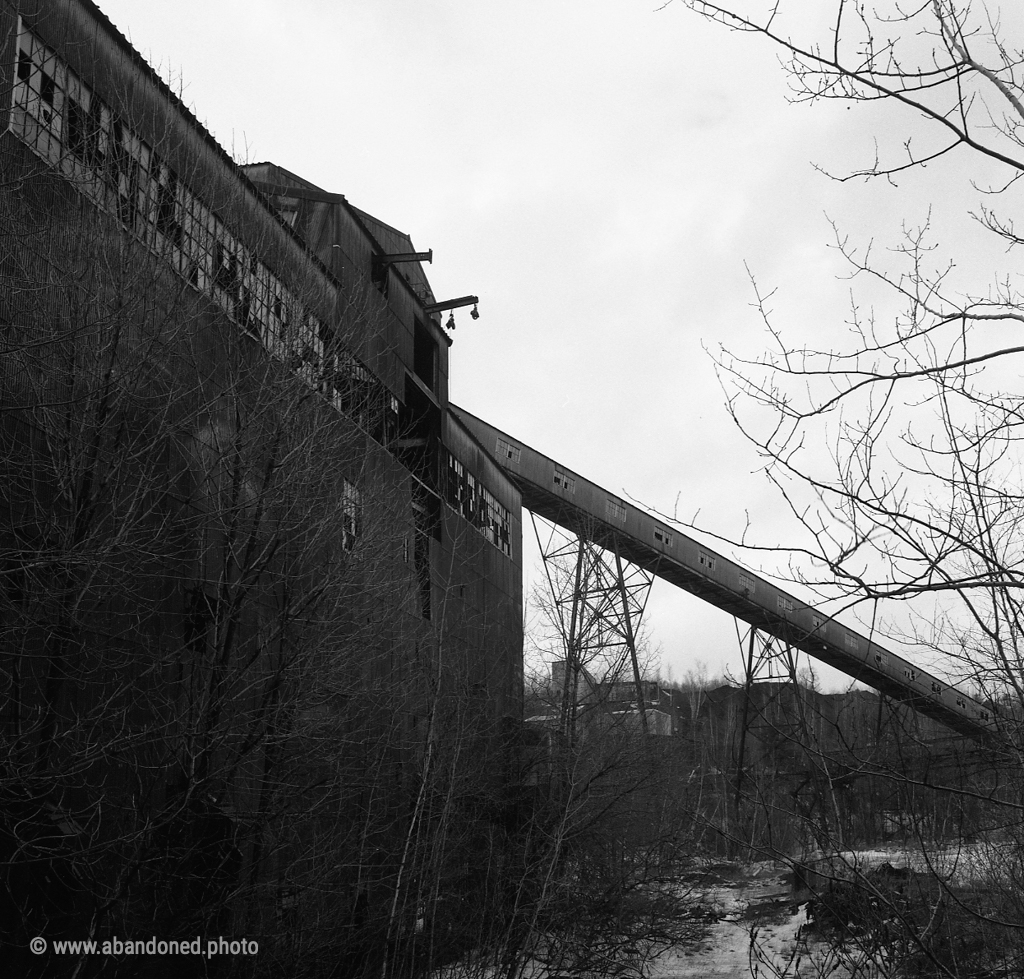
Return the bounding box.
[451,405,1001,743]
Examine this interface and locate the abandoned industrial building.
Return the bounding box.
[1,0,523,973]
[5,2,1019,978]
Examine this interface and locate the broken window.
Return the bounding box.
[370,253,390,295]
[14,30,61,134]
[445,454,466,513]
[12,27,93,172]
[495,437,521,464]
[213,239,238,294]
[152,157,182,249]
[9,20,400,447]
[442,449,511,557]
[64,94,86,160]
[111,118,141,229]
[553,471,575,493]
[654,527,673,547]
[341,479,361,552]
[699,551,717,573]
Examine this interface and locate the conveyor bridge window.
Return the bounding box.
[606,499,627,524]
[496,437,521,464]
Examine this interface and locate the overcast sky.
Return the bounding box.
[93,0,1007,690]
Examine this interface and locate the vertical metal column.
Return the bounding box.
[734,625,801,811]
[615,549,649,736]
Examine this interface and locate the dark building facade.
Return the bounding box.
[0,1,522,974]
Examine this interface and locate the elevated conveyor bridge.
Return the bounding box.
[453,406,1000,743]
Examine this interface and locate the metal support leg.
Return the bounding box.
[531,513,655,737]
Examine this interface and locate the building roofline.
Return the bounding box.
[75,5,443,336]
[76,2,342,290]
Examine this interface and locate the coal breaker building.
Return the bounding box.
[0,1,522,973]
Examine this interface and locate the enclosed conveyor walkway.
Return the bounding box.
[452,406,999,743]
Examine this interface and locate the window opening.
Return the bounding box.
[553,471,575,493]
[413,320,437,392]
[341,479,361,552]
[495,437,521,464]
[442,450,511,557]
[605,498,627,524]
[370,254,390,295]
[153,159,182,249]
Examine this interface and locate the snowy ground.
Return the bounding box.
[802,840,1018,887]
[445,843,1009,978]
[650,860,891,979]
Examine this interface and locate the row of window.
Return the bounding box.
[492,435,671,547]
[443,453,512,557]
[10,22,398,445]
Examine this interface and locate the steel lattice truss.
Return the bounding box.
[531,512,655,737]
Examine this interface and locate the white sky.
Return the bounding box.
[93,0,1015,691]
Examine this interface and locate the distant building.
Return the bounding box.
[529,660,674,736]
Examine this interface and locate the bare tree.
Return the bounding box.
[488,525,712,979]
[656,1,1024,974]
[665,0,1024,700]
